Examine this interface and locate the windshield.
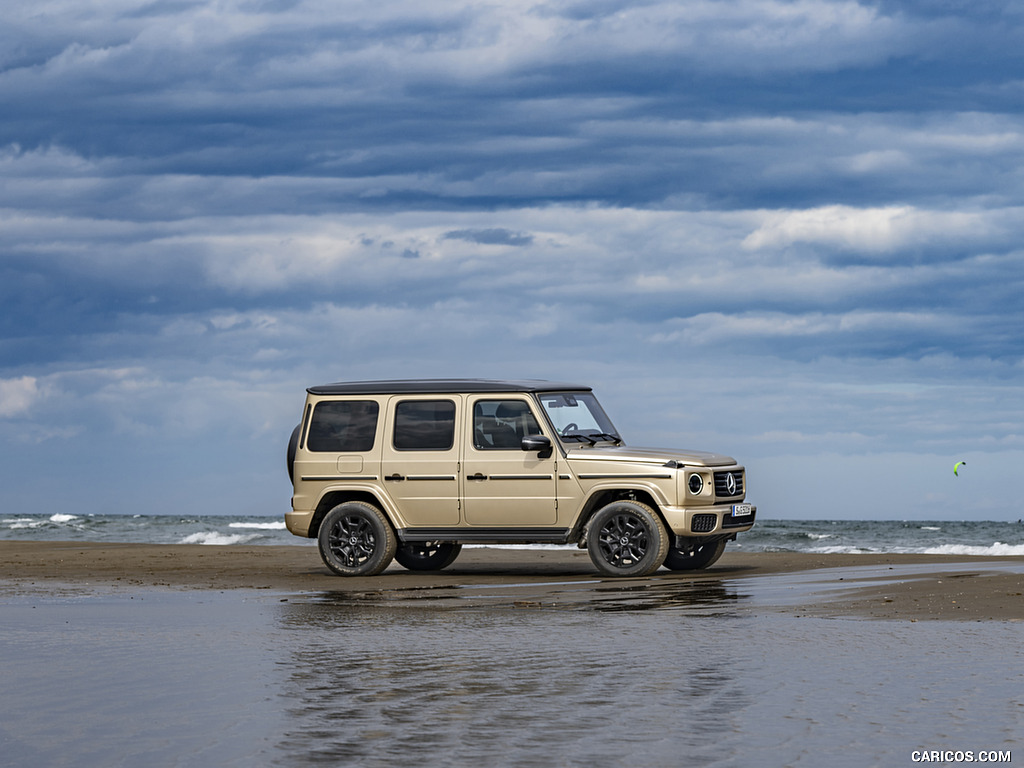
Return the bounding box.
[538,392,621,444]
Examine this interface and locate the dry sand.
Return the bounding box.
[2,541,1023,620]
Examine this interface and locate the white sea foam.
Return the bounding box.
[49,514,78,523]
[920,542,1024,557]
[807,545,877,555]
[179,532,262,546]
[921,526,942,531]
[808,541,1024,557]
[228,522,286,530]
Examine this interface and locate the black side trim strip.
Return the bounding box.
[397,528,573,544]
[577,473,673,480]
[301,475,379,482]
[487,474,553,481]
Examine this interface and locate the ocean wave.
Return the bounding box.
[807,545,879,555]
[179,532,264,546]
[807,542,1024,557]
[228,522,286,530]
[920,542,1024,557]
[50,514,78,523]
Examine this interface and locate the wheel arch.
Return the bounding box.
[573,487,668,539]
[309,490,395,539]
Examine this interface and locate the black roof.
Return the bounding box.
[307,379,593,396]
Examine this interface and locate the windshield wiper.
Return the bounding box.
[561,432,621,446]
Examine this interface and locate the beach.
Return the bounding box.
[3,541,1023,620]
[3,543,1023,767]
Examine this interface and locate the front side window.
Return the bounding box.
[538,392,620,443]
[473,400,542,450]
[394,400,456,451]
[307,401,379,452]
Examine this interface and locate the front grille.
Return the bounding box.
[691,514,717,533]
[714,471,744,498]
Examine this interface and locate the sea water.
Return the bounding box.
[3,514,1024,555]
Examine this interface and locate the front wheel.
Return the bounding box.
[663,539,727,571]
[394,542,462,571]
[586,501,668,577]
[317,501,397,576]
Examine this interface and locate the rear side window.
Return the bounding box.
[306,401,380,452]
[394,400,456,451]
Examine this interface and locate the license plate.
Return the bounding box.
[731,504,752,517]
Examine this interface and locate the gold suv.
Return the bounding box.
[285,379,756,577]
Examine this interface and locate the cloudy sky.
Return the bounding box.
[2,0,1022,521]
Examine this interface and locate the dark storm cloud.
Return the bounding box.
[3,0,1023,213]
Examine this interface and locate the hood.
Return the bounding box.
[565,444,737,467]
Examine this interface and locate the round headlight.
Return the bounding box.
[688,473,703,494]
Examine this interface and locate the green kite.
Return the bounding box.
[954,460,966,477]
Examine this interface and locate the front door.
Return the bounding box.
[462,396,557,526]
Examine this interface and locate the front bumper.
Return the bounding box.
[660,503,756,537]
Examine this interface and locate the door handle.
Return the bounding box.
[467,473,488,481]
[385,473,405,482]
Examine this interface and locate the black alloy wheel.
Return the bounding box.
[586,500,668,577]
[317,501,397,576]
[663,539,727,571]
[394,541,463,571]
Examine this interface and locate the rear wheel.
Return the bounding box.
[663,539,727,571]
[586,501,668,577]
[317,501,397,576]
[394,542,462,571]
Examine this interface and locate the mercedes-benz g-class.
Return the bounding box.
[285,379,755,577]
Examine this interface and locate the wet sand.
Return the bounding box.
[5,542,1024,766]
[2,541,1023,620]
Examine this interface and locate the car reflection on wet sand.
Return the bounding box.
[296,576,747,615]
[272,563,1024,767]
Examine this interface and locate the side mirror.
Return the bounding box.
[521,434,553,458]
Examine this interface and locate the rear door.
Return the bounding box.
[380,396,462,527]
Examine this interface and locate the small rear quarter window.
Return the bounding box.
[307,401,380,452]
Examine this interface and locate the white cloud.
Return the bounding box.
[741,205,986,252]
[0,0,914,101]
[652,312,842,343]
[0,376,41,417]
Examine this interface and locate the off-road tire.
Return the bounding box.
[586,500,669,577]
[317,501,397,576]
[663,539,727,571]
[394,542,462,571]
